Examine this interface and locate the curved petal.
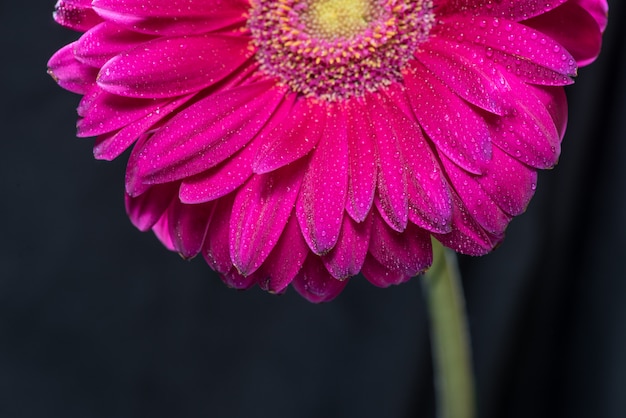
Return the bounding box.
[321,213,372,280]
[230,161,306,276]
[48,42,98,94]
[167,200,215,259]
[258,215,309,294]
[132,80,286,185]
[368,214,433,278]
[523,1,603,67]
[292,256,348,303]
[296,105,349,255]
[97,33,253,98]
[53,0,103,32]
[345,98,377,222]
[369,93,409,232]
[404,61,492,175]
[202,194,234,275]
[125,183,178,231]
[445,0,567,22]
[252,97,326,174]
[75,22,155,68]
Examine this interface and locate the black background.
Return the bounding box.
[1,1,624,417]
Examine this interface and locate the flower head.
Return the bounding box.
[49,0,607,302]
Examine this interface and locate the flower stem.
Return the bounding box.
[423,238,475,418]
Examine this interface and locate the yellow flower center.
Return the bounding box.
[304,0,373,39]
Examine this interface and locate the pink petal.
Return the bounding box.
[92,0,248,36]
[252,97,326,174]
[178,138,262,204]
[258,215,309,294]
[132,80,285,185]
[489,76,561,169]
[361,255,411,288]
[167,200,214,259]
[446,0,567,21]
[523,1,603,67]
[230,162,305,276]
[97,34,253,98]
[75,22,155,68]
[476,146,538,217]
[368,214,433,278]
[404,61,492,175]
[92,0,247,17]
[94,93,196,161]
[292,256,348,303]
[220,267,260,290]
[369,93,409,232]
[322,213,372,280]
[296,106,349,255]
[440,155,512,236]
[573,0,609,32]
[125,183,178,231]
[383,86,453,234]
[345,98,377,223]
[436,15,577,82]
[202,194,235,275]
[78,89,166,137]
[151,210,175,251]
[53,0,103,32]
[48,42,98,94]
[433,195,502,256]
[415,38,510,115]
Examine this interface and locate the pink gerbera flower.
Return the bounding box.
[49,0,607,302]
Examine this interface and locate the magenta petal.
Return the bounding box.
[296,107,349,255]
[167,200,214,259]
[230,162,305,276]
[95,93,196,162]
[369,214,433,278]
[258,215,309,294]
[178,139,261,204]
[92,0,247,17]
[369,93,409,232]
[434,195,502,256]
[253,97,326,174]
[574,0,608,32]
[125,183,178,231]
[151,211,175,251]
[54,0,103,32]
[345,99,377,223]
[446,0,567,21]
[75,22,155,68]
[97,34,253,98]
[437,15,577,81]
[322,214,371,280]
[416,38,510,115]
[292,256,348,303]
[477,146,538,216]
[48,43,98,94]
[381,87,453,234]
[361,254,410,288]
[133,80,285,185]
[202,194,234,275]
[490,77,561,169]
[78,89,166,137]
[405,62,492,175]
[221,268,260,290]
[440,155,511,236]
[524,1,602,67]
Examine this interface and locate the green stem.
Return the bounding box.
[423,238,476,418]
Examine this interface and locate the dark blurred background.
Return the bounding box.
[1,1,624,417]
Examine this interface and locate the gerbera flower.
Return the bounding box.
[48,0,607,302]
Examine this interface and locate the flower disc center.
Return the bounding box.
[304,0,373,39]
[249,0,434,101]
